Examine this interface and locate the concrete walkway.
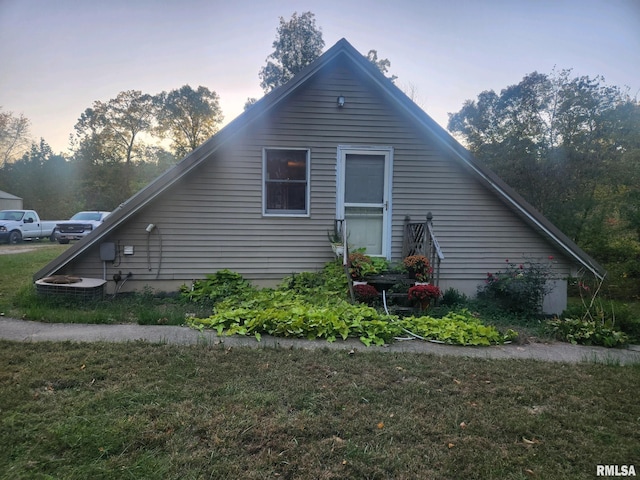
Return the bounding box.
[1,317,640,365]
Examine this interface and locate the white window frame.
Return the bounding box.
[262,147,311,217]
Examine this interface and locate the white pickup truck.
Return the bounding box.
[0,210,60,244]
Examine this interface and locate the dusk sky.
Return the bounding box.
[1,0,639,154]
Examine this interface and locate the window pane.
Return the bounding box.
[345,154,385,204]
[345,206,383,255]
[266,182,306,211]
[266,150,307,180]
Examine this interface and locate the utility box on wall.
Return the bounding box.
[100,242,117,262]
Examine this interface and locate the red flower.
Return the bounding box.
[353,283,379,303]
[408,284,441,302]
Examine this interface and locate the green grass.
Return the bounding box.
[1,341,638,479]
[0,244,68,311]
[0,244,210,324]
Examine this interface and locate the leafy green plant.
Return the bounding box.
[369,256,389,274]
[327,225,343,244]
[179,269,256,305]
[400,309,516,346]
[564,271,640,343]
[546,317,629,347]
[280,270,326,294]
[187,291,401,346]
[279,262,349,298]
[348,252,375,280]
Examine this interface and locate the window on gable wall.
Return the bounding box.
[263,148,310,216]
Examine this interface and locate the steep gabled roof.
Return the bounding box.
[35,38,604,281]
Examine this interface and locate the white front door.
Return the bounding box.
[337,146,392,258]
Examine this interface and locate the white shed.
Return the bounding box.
[0,190,23,210]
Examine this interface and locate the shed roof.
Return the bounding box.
[0,190,22,200]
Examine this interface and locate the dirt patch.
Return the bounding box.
[0,243,56,255]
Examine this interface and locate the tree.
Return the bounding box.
[259,11,325,93]
[156,85,223,158]
[0,107,32,167]
[70,131,134,210]
[3,139,80,218]
[447,70,630,238]
[244,97,258,111]
[366,50,397,83]
[73,90,156,197]
[448,70,640,296]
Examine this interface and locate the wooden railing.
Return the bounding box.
[403,212,444,286]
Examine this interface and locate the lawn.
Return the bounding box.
[1,341,639,480]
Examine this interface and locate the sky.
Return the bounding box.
[1,0,639,154]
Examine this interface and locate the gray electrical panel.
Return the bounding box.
[100,242,117,261]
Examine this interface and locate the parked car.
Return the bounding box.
[0,210,61,244]
[55,211,111,244]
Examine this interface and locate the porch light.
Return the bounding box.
[337,95,345,107]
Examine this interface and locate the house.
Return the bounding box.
[34,39,603,313]
[0,190,23,210]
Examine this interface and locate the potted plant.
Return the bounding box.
[327,224,344,257]
[408,283,441,311]
[403,255,431,282]
[348,252,376,282]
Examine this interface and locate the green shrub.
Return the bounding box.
[440,287,468,307]
[477,259,554,315]
[279,262,350,298]
[563,298,640,343]
[279,271,326,294]
[182,265,519,347]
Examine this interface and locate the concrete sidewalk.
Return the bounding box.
[1,317,640,365]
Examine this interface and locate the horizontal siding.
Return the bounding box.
[61,56,574,291]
